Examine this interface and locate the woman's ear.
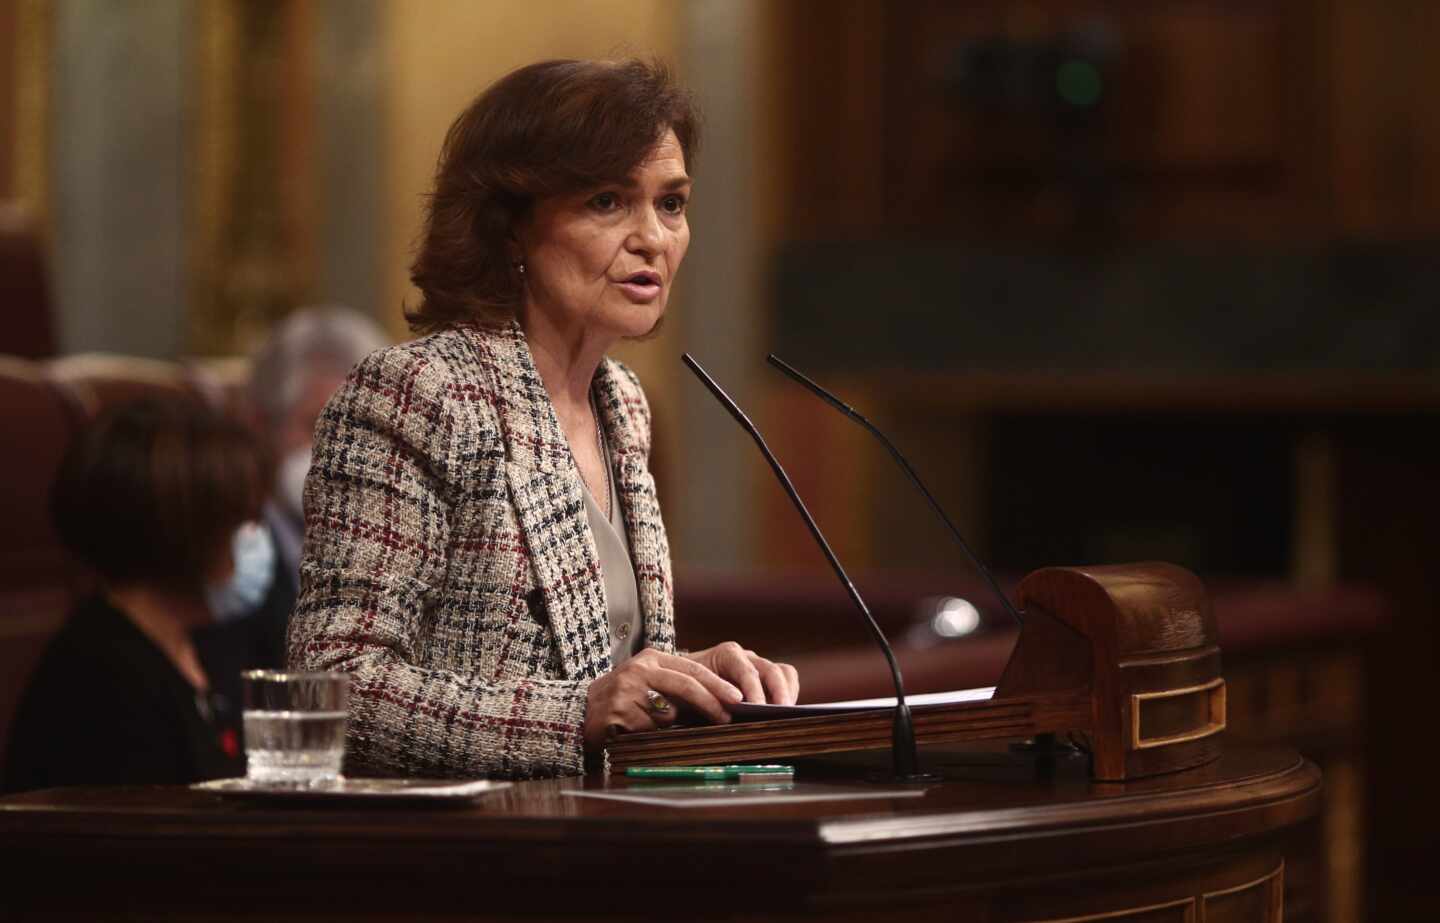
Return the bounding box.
[504,233,525,269]
[506,213,530,259]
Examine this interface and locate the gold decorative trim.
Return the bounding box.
[1026,896,1195,923]
[1120,644,1221,668]
[1202,861,1282,900]
[1023,862,1282,923]
[13,0,52,221]
[1130,677,1227,750]
[1203,862,1283,920]
[191,0,241,355]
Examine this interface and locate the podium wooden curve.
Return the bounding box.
[608,561,1226,781]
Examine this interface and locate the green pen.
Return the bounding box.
[625,764,794,782]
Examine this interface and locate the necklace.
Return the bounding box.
[591,391,612,521]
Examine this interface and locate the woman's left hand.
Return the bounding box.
[684,643,800,706]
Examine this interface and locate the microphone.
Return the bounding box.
[766,354,1024,630]
[682,353,940,784]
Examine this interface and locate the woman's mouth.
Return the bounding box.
[616,271,662,303]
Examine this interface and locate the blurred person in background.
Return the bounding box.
[246,305,390,590]
[2,399,268,792]
[195,306,389,696]
[288,59,798,780]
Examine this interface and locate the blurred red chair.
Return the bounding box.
[0,358,82,769]
[0,351,247,769]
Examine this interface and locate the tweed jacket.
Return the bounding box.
[288,320,676,778]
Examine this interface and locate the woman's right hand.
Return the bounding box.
[583,649,744,750]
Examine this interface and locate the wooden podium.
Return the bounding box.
[0,563,1322,920]
[0,747,1318,921]
[611,562,1228,781]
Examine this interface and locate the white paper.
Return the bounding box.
[731,686,996,721]
[562,782,928,808]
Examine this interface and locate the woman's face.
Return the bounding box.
[517,128,691,341]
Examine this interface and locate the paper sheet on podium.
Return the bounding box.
[731,686,996,721]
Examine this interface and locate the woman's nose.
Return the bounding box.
[625,206,665,254]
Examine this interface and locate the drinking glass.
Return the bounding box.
[241,670,349,787]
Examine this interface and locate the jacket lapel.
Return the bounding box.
[467,322,613,680]
[504,463,613,678]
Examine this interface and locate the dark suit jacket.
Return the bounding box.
[3,596,243,793]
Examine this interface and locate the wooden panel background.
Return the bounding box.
[768,0,1440,242]
[757,3,1440,920]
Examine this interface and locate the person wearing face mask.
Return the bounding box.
[193,307,390,699]
[2,399,267,792]
[247,306,390,582]
[251,309,388,616]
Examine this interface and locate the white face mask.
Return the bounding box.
[206,521,277,624]
[277,447,311,522]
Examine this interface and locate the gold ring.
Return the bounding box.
[645,690,672,715]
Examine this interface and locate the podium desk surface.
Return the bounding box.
[0,746,1319,922]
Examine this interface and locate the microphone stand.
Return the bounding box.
[683,353,940,784]
[766,354,1024,630]
[767,357,1088,768]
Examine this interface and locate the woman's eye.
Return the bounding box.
[660,195,687,215]
[589,192,620,212]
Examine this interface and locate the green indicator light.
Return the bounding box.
[1057,59,1102,107]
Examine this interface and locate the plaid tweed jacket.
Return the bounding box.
[288,320,676,778]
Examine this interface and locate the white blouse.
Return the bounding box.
[580,432,641,666]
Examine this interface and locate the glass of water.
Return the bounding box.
[241,670,349,788]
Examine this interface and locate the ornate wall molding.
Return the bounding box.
[13,0,51,220]
[192,0,313,356]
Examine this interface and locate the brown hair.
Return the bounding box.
[50,398,269,591]
[406,58,699,334]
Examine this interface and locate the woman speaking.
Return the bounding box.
[289,59,798,778]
